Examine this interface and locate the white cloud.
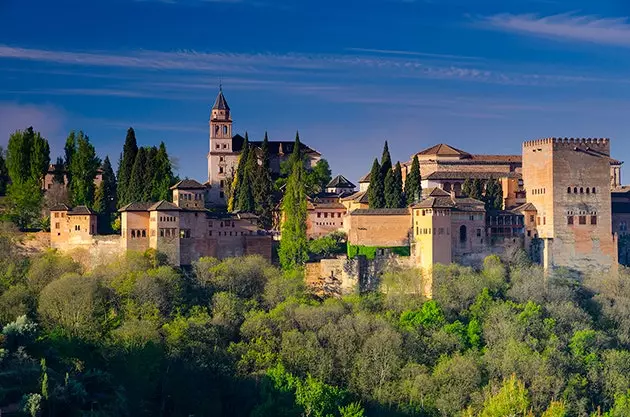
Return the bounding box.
[483,13,630,47]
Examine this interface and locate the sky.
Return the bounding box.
[2,0,630,183]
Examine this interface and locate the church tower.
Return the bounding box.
[207,87,236,206]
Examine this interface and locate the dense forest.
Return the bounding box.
[1,228,630,416]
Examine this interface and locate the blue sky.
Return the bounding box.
[2,0,630,183]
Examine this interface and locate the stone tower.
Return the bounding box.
[522,138,617,273]
[207,88,237,206]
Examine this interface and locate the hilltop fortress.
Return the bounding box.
[50,89,623,293]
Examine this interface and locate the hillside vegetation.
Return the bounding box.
[1,232,630,416]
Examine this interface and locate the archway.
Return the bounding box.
[459,225,467,243]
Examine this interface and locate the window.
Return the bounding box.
[220,156,224,162]
[574,187,578,194]
[324,213,328,218]
[543,217,546,225]
[592,187,596,194]
[567,187,571,194]
[208,221,213,227]
[580,187,584,194]
[141,230,146,238]
[591,215,597,225]
[338,213,341,218]
[180,229,191,239]
[55,222,60,229]
[219,167,224,174]
[222,144,227,149]
[232,221,235,227]
[530,215,534,223]
[579,216,587,225]
[527,230,531,237]
[537,217,540,225]
[216,144,220,149]
[586,187,590,194]
[131,229,135,238]
[476,228,481,237]
[469,215,474,221]
[568,216,574,225]
[317,213,321,218]
[54,212,59,218]
[209,230,213,236]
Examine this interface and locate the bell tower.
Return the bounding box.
[207,87,235,205]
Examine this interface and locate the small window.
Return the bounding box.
[141,230,146,238]
[317,213,321,218]
[55,222,60,229]
[543,217,546,225]
[580,187,584,194]
[209,230,213,236]
[568,216,574,225]
[219,167,224,174]
[476,229,481,237]
[574,187,578,194]
[579,216,587,225]
[529,215,534,223]
[567,187,571,194]
[216,144,220,149]
[592,187,596,194]
[527,230,531,237]
[591,215,597,225]
[131,230,136,238]
[586,188,590,194]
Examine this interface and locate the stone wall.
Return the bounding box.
[56,235,125,270]
[344,211,411,247]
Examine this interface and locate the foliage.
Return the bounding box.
[484,177,503,211]
[68,131,101,207]
[309,231,347,258]
[380,140,392,179]
[94,156,117,234]
[404,154,422,205]
[254,132,275,230]
[347,245,410,259]
[117,127,138,207]
[385,162,404,208]
[6,180,43,230]
[367,158,385,209]
[233,132,250,211]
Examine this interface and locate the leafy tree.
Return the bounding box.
[93,156,117,233]
[232,132,250,211]
[254,132,275,230]
[151,142,175,201]
[380,140,392,179]
[309,159,332,194]
[68,132,100,207]
[484,177,503,211]
[237,144,257,213]
[465,178,484,200]
[279,145,308,270]
[6,180,42,229]
[64,131,76,188]
[52,157,65,185]
[404,154,422,205]
[478,375,530,417]
[0,148,8,196]
[385,162,404,208]
[7,127,35,184]
[30,130,50,183]
[367,158,385,208]
[127,147,149,203]
[309,232,346,258]
[462,178,473,198]
[117,127,138,207]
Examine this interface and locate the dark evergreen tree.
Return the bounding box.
[30,130,50,184]
[367,158,385,209]
[64,132,76,189]
[69,132,101,207]
[52,157,65,185]
[151,142,175,201]
[385,162,404,208]
[232,133,250,211]
[127,147,148,203]
[380,140,392,180]
[7,127,35,184]
[470,178,484,201]
[237,147,257,213]
[117,127,138,207]
[254,132,275,230]
[143,146,158,202]
[278,144,308,270]
[462,178,473,198]
[0,148,8,196]
[93,156,117,233]
[404,155,422,205]
[484,177,503,211]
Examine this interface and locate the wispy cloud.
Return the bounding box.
[346,47,483,61]
[482,13,630,47]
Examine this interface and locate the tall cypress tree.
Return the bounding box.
[279,154,308,270]
[117,127,138,207]
[143,146,158,202]
[93,156,117,233]
[404,155,422,204]
[237,148,257,213]
[128,147,148,203]
[232,133,250,211]
[484,177,503,211]
[462,178,473,198]
[64,132,76,189]
[470,178,484,201]
[254,132,274,229]
[380,140,392,180]
[367,158,385,209]
[7,127,35,184]
[0,148,8,196]
[384,162,404,208]
[53,157,65,185]
[69,132,101,207]
[30,131,50,184]
[152,142,175,201]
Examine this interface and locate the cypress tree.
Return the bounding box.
[7,127,35,184]
[127,147,148,203]
[30,130,50,184]
[232,133,250,211]
[367,158,385,209]
[470,178,484,201]
[385,161,404,208]
[404,155,422,204]
[484,177,503,211]
[254,132,274,229]
[462,178,473,198]
[380,140,392,179]
[94,156,117,233]
[279,155,308,270]
[152,142,175,201]
[53,157,65,185]
[143,146,158,202]
[64,132,76,189]
[0,148,8,196]
[237,147,257,213]
[69,132,101,207]
[117,127,138,207]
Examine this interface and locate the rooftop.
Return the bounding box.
[327,174,356,189]
[171,179,206,190]
[212,89,230,111]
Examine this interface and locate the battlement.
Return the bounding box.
[523,137,610,148]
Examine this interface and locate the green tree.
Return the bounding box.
[117,127,138,207]
[232,132,250,211]
[52,157,65,185]
[484,177,503,211]
[254,132,275,230]
[7,127,35,184]
[69,132,101,206]
[367,158,385,208]
[279,146,308,270]
[64,131,76,189]
[6,180,42,229]
[385,162,404,208]
[30,130,50,184]
[237,143,257,213]
[479,375,531,417]
[127,147,149,203]
[151,142,175,201]
[462,178,473,198]
[0,147,9,196]
[468,178,484,200]
[309,159,332,195]
[93,156,117,233]
[404,154,422,205]
[380,140,392,179]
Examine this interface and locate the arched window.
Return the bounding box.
[223,126,228,135]
[592,187,596,194]
[586,188,590,194]
[459,225,467,243]
[580,187,584,194]
[567,187,571,194]
[454,183,462,194]
[443,182,452,192]
[574,187,578,194]
[214,125,219,135]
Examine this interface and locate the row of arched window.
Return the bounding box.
[567,187,596,194]
[532,188,546,195]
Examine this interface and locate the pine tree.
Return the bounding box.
[53,157,65,185]
[367,158,385,209]
[254,132,275,229]
[69,132,101,207]
[470,178,484,201]
[7,127,35,184]
[385,162,404,208]
[404,155,422,204]
[237,147,257,213]
[117,127,138,207]
[143,146,158,202]
[30,130,50,184]
[127,147,148,203]
[462,178,473,198]
[484,177,503,211]
[279,155,308,270]
[93,156,117,233]
[0,148,8,196]
[232,133,250,211]
[64,132,76,189]
[380,140,392,180]
[151,142,175,201]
